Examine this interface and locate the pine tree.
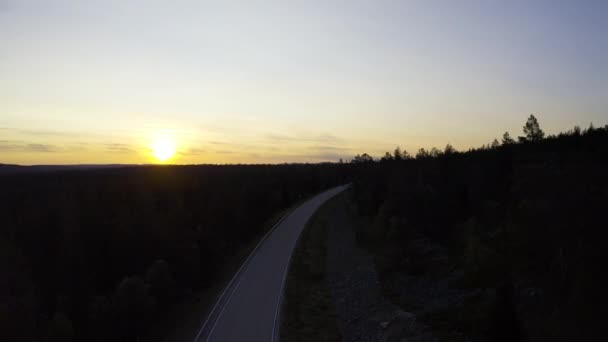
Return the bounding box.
[502,132,515,145]
[521,114,545,141]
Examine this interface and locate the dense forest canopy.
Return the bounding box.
[350,117,608,341]
[0,163,350,341]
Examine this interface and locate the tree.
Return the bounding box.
[487,279,523,342]
[113,276,155,340]
[352,153,374,163]
[145,260,175,308]
[88,296,113,341]
[48,312,74,342]
[430,147,442,157]
[502,132,515,145]
[380,152,393,162]
[521,114,545,141]
[416,148,429,158]
[444,144,457,155]
[393,147,403,160]
[491,139,500,148]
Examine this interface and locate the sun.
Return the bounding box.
[151,137,177,162]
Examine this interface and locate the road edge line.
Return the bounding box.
[192,206,295,342]
[271,185,348,342]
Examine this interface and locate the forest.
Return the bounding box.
[0,163,351,341]
[2,116,607,342]
[351,117,608,341]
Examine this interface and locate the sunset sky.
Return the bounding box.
[1,0,606,165]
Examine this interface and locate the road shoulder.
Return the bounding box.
[280,192,343,342]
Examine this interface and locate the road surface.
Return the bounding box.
[194,185,348,342]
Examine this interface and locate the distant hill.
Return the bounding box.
[0,163,24,173]
[0,164,136,175]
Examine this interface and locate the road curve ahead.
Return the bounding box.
[194,185,348,342]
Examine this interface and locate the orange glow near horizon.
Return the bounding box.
[1,2,606,166]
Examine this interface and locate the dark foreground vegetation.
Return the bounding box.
[281,192,342,342]
[0,163,350,341]
[352,117,608,341]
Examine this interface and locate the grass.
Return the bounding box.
[280,193,343,342]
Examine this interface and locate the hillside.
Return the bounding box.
[350,121,608,340]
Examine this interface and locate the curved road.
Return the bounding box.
[194,185,348,342]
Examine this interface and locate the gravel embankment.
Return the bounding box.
[325,195,435,342]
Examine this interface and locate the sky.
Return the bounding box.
[1,0,606,165]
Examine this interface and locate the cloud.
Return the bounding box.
[243,148,351,163]
[0,142,21,151]
[207,140,229,145]
[316,133,342,143]
[264,134,296,142]
[308,152,349,161]
[26,144,55,152]
[310,145,352,152]
[300,144,358,162]
[0,127,83,138]
[264,132,343,144]
[105,143,137,154]
[0,140,57,152]
[178,148,206,156]
[0,140,96,154]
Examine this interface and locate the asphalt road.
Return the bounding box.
[194,185,348,342]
